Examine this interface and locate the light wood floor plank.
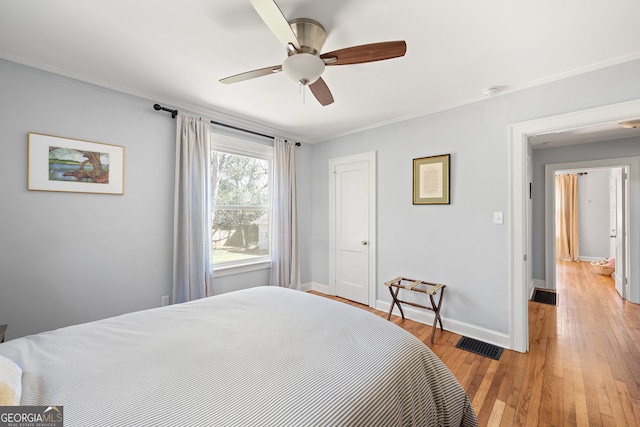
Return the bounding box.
[311,260,640,426]
[487,399,506,427]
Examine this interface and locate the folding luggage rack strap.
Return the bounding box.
[384,277,446,344]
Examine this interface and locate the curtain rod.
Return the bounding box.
[153,104,300,146]
[559,172,588,176]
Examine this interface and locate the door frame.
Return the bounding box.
[509,98,640,353]
[328,151,377,307]
[544,161,633,295]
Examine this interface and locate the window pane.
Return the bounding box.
[212,209,269,263]
[210,149,270,265]
[211,151,268,207]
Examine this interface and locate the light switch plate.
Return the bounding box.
[493,211,504,224]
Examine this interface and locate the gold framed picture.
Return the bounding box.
[413,154,450,205]
[28,133,124,195]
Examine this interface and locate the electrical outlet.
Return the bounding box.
[160,295,169,307]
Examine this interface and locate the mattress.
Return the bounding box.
[0,286,477,426]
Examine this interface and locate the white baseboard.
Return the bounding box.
[374,300,511,350]
[302,283,511,350]
[530,279,546,296]
[301,282,331,294]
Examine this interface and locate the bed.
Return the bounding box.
[0,286,477,426]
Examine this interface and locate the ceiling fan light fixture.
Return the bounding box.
[619,119,640,129]
[282,53,325,85]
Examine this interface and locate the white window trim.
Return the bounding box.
[211,133,273,160]
[212,258,271,278]
[211,131,273,275]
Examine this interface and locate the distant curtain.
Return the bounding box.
[172,114,214,303]
[555,174,579,261]
[270,137,300,289]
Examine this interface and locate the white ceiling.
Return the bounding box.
[529,120,640,149]
[1,0,640,143]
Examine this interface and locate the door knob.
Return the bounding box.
[361,241,368,245]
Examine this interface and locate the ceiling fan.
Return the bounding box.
[219,0,407,106]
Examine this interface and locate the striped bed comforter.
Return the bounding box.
[0,286,477,426]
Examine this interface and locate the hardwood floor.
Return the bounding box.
[312,261,640,426]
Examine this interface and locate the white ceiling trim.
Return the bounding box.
[3,50,640,145]
[316,52,640,144]
[0,52,304,143]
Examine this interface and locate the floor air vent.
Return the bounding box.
[531,289,557,306]
[456,337,503,360]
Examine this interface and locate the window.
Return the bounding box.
[211,134,272,267]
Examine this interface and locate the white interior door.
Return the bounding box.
[526,154,533,291]
[609,172,617,265]
[611,168,626,297]
[329,152,376,306]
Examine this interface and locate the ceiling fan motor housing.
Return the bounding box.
[288,18,326,56]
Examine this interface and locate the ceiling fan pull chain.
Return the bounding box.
[299,81,306,104]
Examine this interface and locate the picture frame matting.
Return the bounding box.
[28,132,124,195]
[413,153,450,205]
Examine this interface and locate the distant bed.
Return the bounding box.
[0,286,477,426]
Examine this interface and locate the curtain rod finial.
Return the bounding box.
[154,103,178,118]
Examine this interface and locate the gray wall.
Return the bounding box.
[531,137,640,279]
[554,168,614,261]
[577,169,611,260]
[0,59,277,340]
[0,59,175,340]
[307,59,640,336]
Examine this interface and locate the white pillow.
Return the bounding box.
[0,355,22,406]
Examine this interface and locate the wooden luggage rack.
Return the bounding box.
[385,277,446,343]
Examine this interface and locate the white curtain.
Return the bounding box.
[172,114,214,303]
[270,137,300,289]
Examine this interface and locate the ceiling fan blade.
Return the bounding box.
[321,41,406,66]
[219,65,282,84]
[309,77,334,106]
[250,0,301,50]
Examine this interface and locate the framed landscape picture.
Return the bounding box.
[28,133,124,194]
[413,154,450,205]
